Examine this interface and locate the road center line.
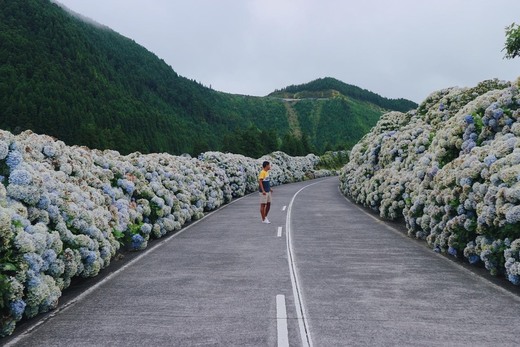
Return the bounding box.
[277,226,283,237]
[276,295,289,347]
[286,179,332,347]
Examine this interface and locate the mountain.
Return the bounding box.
[0,0,418,157]
[269,77,417,112]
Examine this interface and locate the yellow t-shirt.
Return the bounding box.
[258,169,270,192]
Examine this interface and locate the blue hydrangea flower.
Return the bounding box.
[464,115,474,124]
[508,274,520,285]
[492,108,504,119]
[6,150,22,168]
[27,270,43,288]
[37,194,51,209]
[23,253,44,272]
[9,299,26,320]
[102,184,116,201]
[117,179,135,195]
[8,169,32,185]
[484,154,497,167]
[439,103,445,111]
[459,177,472,187]
[448,246,457,257]
[131,234,145,250]
[85,251,97,265]
[468,255,479,264]
[41,249,57,272]
[141,223,152,235]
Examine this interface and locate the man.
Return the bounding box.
[258,160,273,224]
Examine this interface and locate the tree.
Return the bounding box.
[503,22,520,59]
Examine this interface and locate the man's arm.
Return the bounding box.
[259,178,266,194]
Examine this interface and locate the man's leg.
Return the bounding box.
[260,203,266,221]
[265,202,271,218]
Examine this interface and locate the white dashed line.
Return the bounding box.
[276,295,289,347]
[277,226,283,237]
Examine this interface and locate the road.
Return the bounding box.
[4,177,520,346]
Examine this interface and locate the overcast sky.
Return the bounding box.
[55,0,519,103]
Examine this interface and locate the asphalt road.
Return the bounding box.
[4,177,520,346]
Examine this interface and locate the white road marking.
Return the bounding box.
[282,205,287,211]
[276,295,289,347]
[277,226,283,237]
[286,180,330,347]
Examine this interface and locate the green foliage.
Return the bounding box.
[317,151,350,170]
[0,248,18,310]
[0,0,415,158]
[503,22,520,59]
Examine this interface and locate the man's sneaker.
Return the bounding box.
[263,218,271,224]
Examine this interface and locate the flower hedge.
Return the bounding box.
[340,77,520,286]
[0,130,333,337]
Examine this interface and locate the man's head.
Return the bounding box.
[262,161,270,170]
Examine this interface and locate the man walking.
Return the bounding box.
[258,161,273,224]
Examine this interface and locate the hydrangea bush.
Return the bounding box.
[340,78,520,285]
[0,130,333,337]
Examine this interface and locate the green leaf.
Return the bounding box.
[0,262,17,272]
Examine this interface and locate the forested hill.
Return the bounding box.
[0,0,417,157]
[269,77,417,112]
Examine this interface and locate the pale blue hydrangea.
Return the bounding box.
[141,223,152,235]
[7,184,41,205]
[6,150,22,168]
[80,248,97,265]
[47,258,65,277]
[505,205,520,224]
[484,154,497,167]
[459,177,472,187]
[14,231,36,253]
[42,145,56,157]
[117,178,135,195]
[41,249,57,272]
[102,184,116,201]
[26,269,42,289]
[99,246,112,261]
[37,194,51,210]
[47,205,60,221]
[23,253,44,272]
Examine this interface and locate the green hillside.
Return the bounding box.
[0,0,417,157]
[269,77,418,112]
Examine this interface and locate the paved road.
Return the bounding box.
[4,177,520,346]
